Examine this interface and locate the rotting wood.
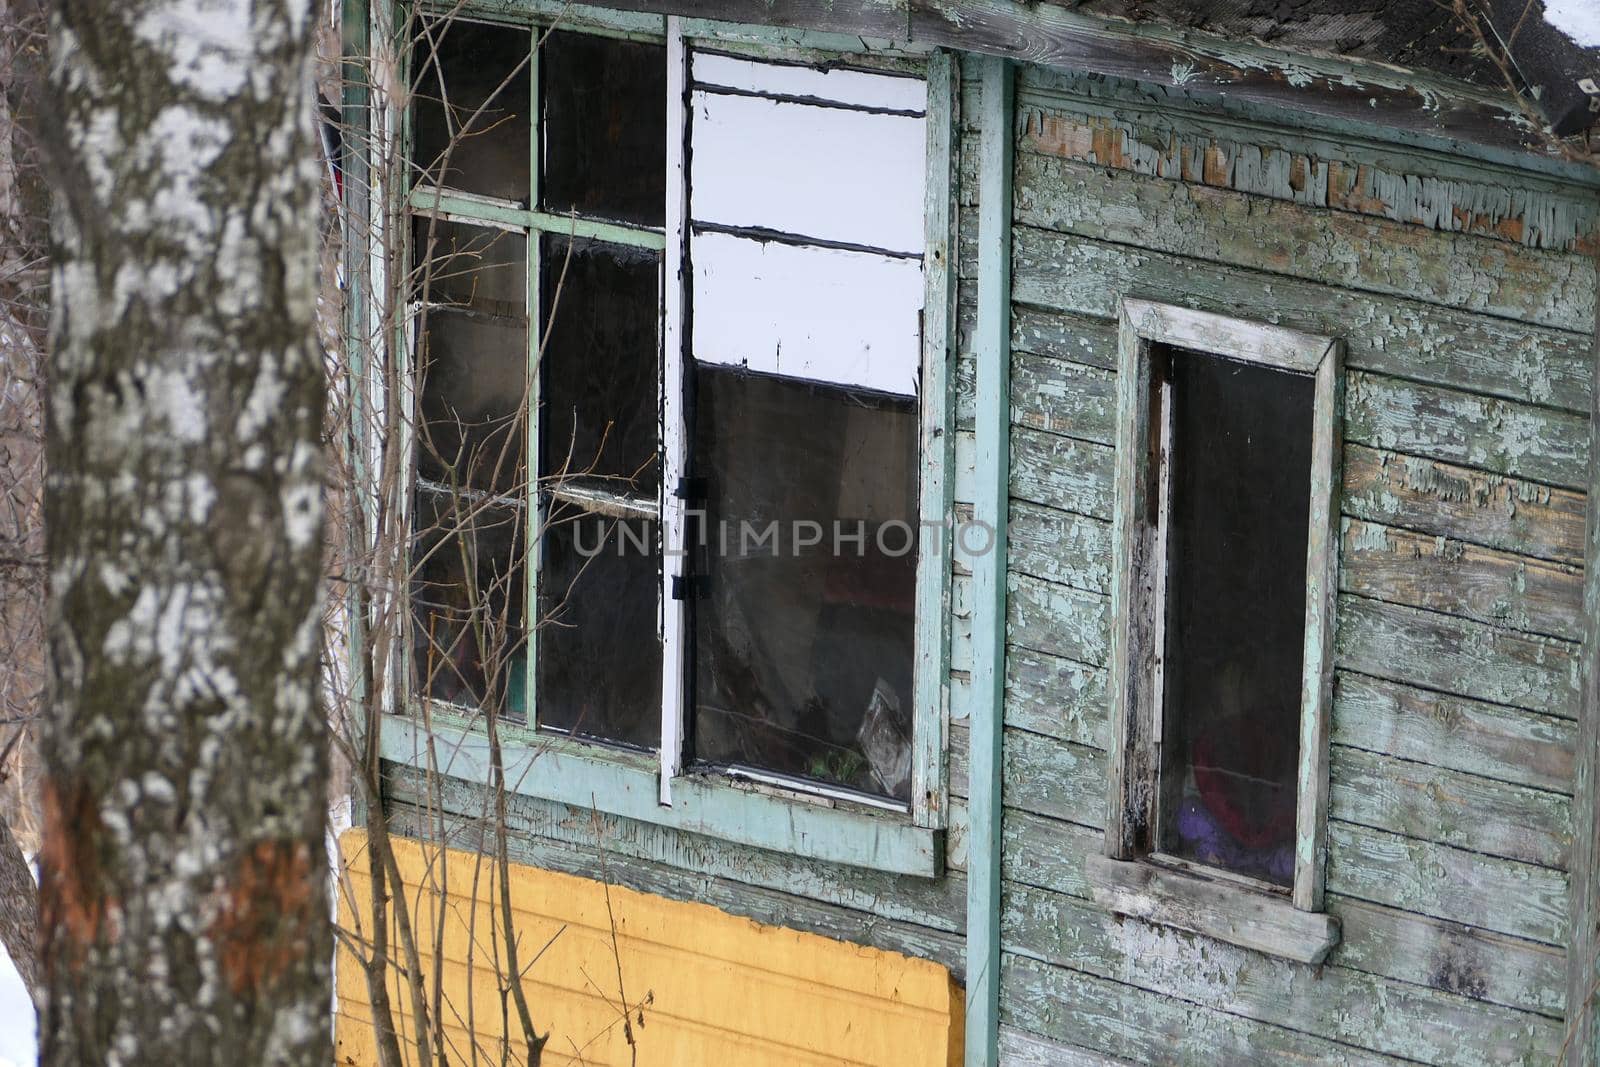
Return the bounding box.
[588,0,1573,164]
[1001,952,1415,1067]
[1343,445,1587,568]
[1009,91,1600,253]
[1084,853,1341,965]
[1345,372,1589,493]
[1341,519,1586,642]
[997,226,1595,414]
[996,800,1569,1018]
[1563,244,1600,1067]
[1330,893,1566,1019]
[1333,672,1576,796]
[1009,154,1598,334]
[1012,878,1563,1064]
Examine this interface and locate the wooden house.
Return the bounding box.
[335,0,1600,1062]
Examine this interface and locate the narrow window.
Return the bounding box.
[683,55,927,802]
[1103,300,1341,927]
[1156,347,1313,885]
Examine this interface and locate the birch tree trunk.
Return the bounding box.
[39,1,330,1062]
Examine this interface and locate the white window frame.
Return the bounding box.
[387,6,958,878]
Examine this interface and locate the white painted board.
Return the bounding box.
[690,230,923,396]
[689,90,926,255]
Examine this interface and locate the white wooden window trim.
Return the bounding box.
[391,13,957,874]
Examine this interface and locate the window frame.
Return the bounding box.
[388,5,957,878]
[1092,297,1343,963]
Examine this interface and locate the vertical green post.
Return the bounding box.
[524,26,543,729]
[965,53,1013,1067]
[1568,265,1600,1066]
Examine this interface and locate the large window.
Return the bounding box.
[1093,299,1342,963]
[403,13,949,846]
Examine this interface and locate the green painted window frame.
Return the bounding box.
[387,1,958,878]
[1094,297,1344,962]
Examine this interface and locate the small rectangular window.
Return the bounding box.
[539,31,667,226]
[1101,300,1341,951]
[411,18,531,199]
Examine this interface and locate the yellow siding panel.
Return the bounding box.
[334,829,963,1067]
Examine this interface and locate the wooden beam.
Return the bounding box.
[1567,262,1600,1066]
[1085,854,1342,965]
[965,53,1013,1067]
[567,0,1588,173]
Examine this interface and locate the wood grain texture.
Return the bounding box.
[1333,672,1576,795]
[1341,520,1585,642]
[992,799,1567,1018]
[1013,879,1563,1063]
[1006,571,1108,666]
[1329,746,1571,869]
[1010,75,1600,253]
[1562,249,1599,1067]
[997,1025,1137,1066]
[1345,372,1589,493]
[1342,445,1587,567]
[1336,594,1581,719]
[950,723,1108,824]
[1001,226,1595,417]
[1011,151,1597,335]
[1326,821,1569,946]
[1329,894,1565,1019]
[1000,953,1413,1067]
[1084,854,1341,965]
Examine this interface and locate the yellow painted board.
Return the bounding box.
[334,829,963,1067]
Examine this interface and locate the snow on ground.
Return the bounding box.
[0,938,36,1067]
[1546,0,1600,48]
[0,854,37,1067]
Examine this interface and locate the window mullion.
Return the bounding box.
[657,17,690,805]
[524,23,542,733]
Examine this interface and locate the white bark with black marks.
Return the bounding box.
[40,1,329,1063]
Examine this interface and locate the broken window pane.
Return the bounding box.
[1159,347,1313,886]
[690,231,922,396]
[536,511,661,748]
[411,18,531,200]
[540,31,666,226]
[539,235,661,496]
[411,217,526,316]
[689,367,918,802]
[411,488,527,718]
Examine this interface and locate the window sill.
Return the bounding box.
[381,713,944,878]
[1084,853,1340,964]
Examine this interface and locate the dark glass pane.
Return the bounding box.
[411,218,526,315]
[690,367,918,802]
[535,511,661,747]
[416,307,526,496]
[411,18,531,199]
[1160,348,1313,886]
[539,236,660,496]
[411,489,527,718]
[540,31,666,225]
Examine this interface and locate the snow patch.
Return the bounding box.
[1546,0,1600,47]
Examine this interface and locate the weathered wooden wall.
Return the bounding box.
[951,59,1598,1065]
